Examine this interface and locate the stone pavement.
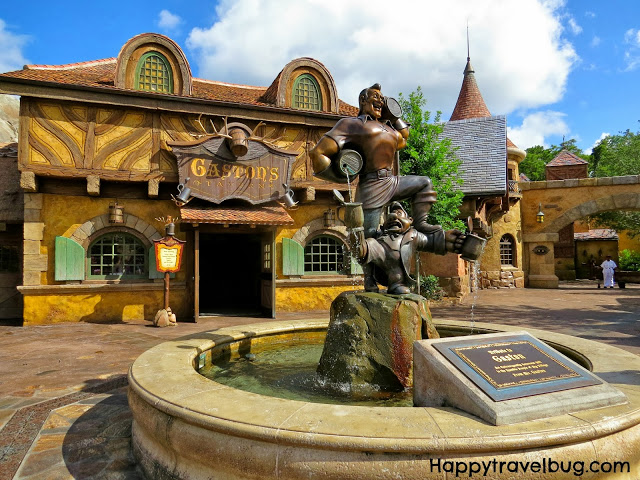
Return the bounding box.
[0,281,638,479]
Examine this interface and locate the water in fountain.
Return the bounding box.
[199,339,412,407]
[468,260,481,335]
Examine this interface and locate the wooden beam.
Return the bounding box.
[87,175,100,196]
[20,171,38,192]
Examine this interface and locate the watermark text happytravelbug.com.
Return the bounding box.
[430,457,630,477]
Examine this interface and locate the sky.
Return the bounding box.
[1,0,639,154]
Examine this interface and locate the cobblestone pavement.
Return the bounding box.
[0,281,638,479]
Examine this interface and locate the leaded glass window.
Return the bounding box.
[304,235,345,274]
[293,74,322,111]
[500,234,515,266]
[135,52,173,93]
[89,233,147,279]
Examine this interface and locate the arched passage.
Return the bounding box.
[521,176,640,288]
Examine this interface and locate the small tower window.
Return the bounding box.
[499,234,515,266]
[135,52,173,93]
[293,74,322,111]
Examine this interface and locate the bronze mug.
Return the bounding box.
[338,202,364,230]
[460,233,486,262]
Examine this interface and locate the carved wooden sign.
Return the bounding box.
[169,134,297,205]
[153,236,186,273]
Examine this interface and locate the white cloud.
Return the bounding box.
[568,17,582,35]
[585,11,596,19]
[590,36,601,47]
[0,19,29,73]
[583,132,610,155]
[623,28,640,71]
[507,111,570,149]
[158,10,183,31]
[186,0,577,117]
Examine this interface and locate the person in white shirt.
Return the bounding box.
[600,255,617,288]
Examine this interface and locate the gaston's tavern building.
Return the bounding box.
[0,33,525,324]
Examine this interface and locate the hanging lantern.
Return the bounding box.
[324,209,336,228]
[109,203,124,224]
[536,203,545,224]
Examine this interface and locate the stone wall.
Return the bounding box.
[480,269,525,289]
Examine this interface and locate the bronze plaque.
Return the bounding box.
[170,136,297,205]
[433,333,601,401]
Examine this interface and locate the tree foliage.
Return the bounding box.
[589,129,640,177]
[588,129,640,237]
[397,87,465,230]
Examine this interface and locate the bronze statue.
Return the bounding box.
[346,201,466,294]
[310,83,461,291]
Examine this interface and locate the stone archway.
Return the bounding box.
[521,176,640,288]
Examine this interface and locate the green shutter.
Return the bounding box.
[282,238,304,275]
[55,236,85,281]
[149,247,175,279]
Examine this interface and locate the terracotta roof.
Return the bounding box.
[574,229,618,241]
[180,204,294,225]
[547,149,588,167]
[0,59,358,116]
[449,58,520,150]
[450,59,491,121]
[519,172,531,182]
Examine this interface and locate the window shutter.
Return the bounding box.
[282,238,304,275]
[55,236,85,281]
[149,247,175,279]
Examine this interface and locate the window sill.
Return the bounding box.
[18,281,187,296]
[500,265,519,272]
[277,276,363,288]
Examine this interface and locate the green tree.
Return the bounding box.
[397,87,465,230]
[589,129,640,177]
[588,129,640,237]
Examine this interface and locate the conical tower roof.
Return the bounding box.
[450,58,491,121]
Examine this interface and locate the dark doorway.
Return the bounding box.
[199,233,262,316]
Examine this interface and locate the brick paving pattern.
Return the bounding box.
[0,282,637,478]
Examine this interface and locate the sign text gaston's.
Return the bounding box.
[169,134,296,205]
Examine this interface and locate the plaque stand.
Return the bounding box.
[152,221,186,328]
[413,331,628,425]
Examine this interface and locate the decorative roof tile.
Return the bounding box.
[180,204,294,225]
[450,58,520,151]
[547,149,588,167]
[574,229,618,241]
[440,115,507,196]
[450,59,491,121]
[0,58,358,116]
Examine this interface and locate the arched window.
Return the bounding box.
[304,235,346,274]
[293,74,322,111]
[135,52,173,93]
[88,232,147,279]
[499,234,515,267]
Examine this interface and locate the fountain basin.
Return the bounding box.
[129,319,640,479]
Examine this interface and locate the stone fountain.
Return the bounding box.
[129,84,640,479]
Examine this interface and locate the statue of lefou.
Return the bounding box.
[346,200,471,294]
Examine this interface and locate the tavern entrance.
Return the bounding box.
[196,229,275,319]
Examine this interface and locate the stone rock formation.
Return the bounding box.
[317,291,439,392]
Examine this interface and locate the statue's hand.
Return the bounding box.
[445,229,466,254]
